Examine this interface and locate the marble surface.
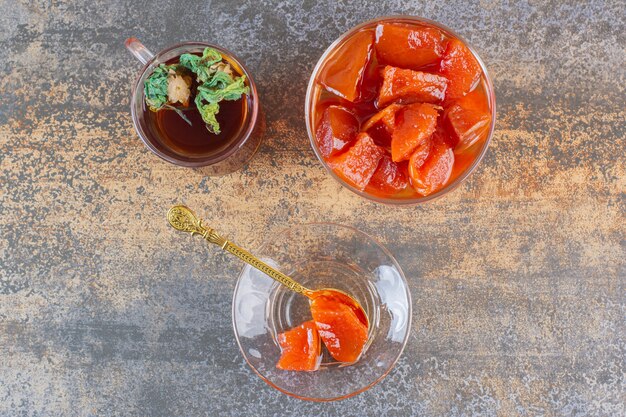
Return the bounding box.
[0,1,624,416]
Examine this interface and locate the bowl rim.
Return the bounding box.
[304,15,497,206]
[231,221,413,401]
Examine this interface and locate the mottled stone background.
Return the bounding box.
[0,0,624,416]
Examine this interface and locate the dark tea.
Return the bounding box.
[145,99,248,156]
[141,46,253,159]
[145,83,250,158]
[126,38,264,169]
[127,39,263,169]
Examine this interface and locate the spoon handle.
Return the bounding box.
[167,205,310,295]
[222,241,310,294]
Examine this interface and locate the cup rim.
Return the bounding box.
[230,221,413,401]
[130,41,260,167]
[304,15,497,206]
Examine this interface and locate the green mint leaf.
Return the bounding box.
[194,95,221,134]
[143,64,170,111]
[179,47,223,83]
[194,73,249,134]
[144,64,193,126]
[196,74,249,104]
[149,48,250,135]
[203,70,234,89]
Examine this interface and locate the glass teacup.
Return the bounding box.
[232,223,412,401]
[125,38,264,174]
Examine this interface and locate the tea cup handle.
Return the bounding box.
[125,37,154,65]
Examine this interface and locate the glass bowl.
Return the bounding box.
[304,16,497,205]
[232,223,411,401]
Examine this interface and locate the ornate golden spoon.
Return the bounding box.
[167,205,368,326]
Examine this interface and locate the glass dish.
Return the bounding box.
[232,223,411,401]
[305,16,497,205]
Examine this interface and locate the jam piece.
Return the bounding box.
[391,103,439,162]
[319,31,375,102]
[409,132,454,196]
[313,19,492,201]
[378,66,448,107]
[328,133,385,190]
[408,137,432,171]
[375,24,444,69]
[368,155,409,196]
[316,105,359,158]
[276,320,321,371]
[311,288,369,328]
[444,89,491,154]
[434,124,459,149]
[439,39,482,102]
[367,123,393,148]
[361,103,403,133]
[358,52,383,103]
[310,295,368,363]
